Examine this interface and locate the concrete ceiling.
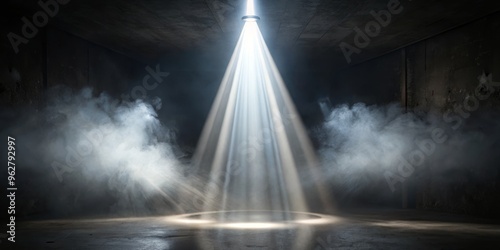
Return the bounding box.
[8,0,500,67]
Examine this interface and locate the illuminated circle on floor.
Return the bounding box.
[164,210,340,229]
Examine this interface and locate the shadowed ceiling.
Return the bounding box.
[7,0,500,67]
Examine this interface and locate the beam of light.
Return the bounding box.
[246,0,255,16]
[191,5,334,224]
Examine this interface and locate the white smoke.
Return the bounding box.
[9,87,188,217]
[317,103,500,204]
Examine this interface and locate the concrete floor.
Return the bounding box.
[6,209,500,250]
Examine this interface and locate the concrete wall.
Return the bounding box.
[407,12,500,217]
[330,50,403,106]
[407,14,500,113]
[0,9,45,110]
[0,19,149,218]
[331,12,500,216]
[46,27,147,97]
[1,20,146,110]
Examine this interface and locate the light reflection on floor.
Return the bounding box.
[368,220,500,234]
[15,210,500,250]
[163,210,341,230]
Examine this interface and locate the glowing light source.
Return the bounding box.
[246,0,255,16]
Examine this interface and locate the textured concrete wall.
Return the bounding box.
[330,50,403,106]
[1,20,146,109]
[408,14,500,114]
[46,27,146,96]
[0,10,45,110]
[331,12,500,216]
[1,14,149,218]
[407,12,500,217]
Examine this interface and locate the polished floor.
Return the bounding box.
[5,209,500,250]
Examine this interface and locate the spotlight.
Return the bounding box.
[242,15,260,22]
